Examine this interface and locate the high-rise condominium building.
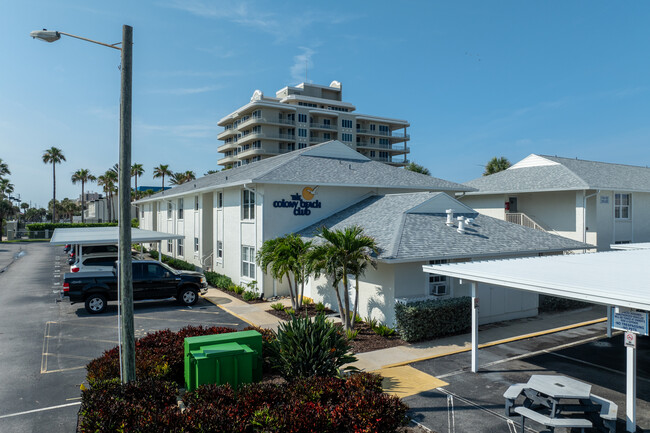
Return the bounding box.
[216,81,410,168]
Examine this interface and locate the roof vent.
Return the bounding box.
[457,216,466,234]
[446,209,454,226]
[466,217,474,226]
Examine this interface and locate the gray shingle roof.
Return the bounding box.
[464,154,650,194]
[297,192,589,261]
[137,141,473,202]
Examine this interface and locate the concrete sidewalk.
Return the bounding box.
[203,287,606,369]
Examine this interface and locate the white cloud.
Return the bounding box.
[290,47,316,85]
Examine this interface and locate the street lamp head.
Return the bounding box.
[30,29,61,43]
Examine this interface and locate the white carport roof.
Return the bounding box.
[49,227,183,246]
[611,242,650,250]
[423,249,650,311]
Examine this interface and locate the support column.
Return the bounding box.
[626,343,636,432]
[471,282,479,373]
[607,306,612,338]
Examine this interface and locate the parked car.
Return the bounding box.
[68,244,119,265]
[70,251,140,273]
[62,260,208,314]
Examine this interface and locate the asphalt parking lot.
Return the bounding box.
[0,243,248,432]
[405,324,649,432]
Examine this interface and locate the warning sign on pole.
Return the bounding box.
[613,311,649,336]
[624,331,637,349]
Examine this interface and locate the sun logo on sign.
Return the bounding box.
[302,186,318,201]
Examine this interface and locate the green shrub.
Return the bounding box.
[146,251,195,271]
[372,323,396,337]
[394,296,471,342]
[232,285,245,295]
[315,302,326,312]
[27,222,117,231]
[284,307,296,316]
[267,313,357,380]
[271,302,285,311]
[131,218,140,228]
[205,271,233,289]
[302,297,313,305]
[539,295,592,312]
[242,290,259,302]
[345,329,359,340]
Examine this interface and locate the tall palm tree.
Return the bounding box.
[42,147,66,222]
[308,225,378,330]
[131,163,144,200]
[0,158,11,178]
[257,234,312,310]
[97,170,118,222]
[0,178,14,199]
[71,169,96,223]
[153,164,172,190]
[483,156,511,176]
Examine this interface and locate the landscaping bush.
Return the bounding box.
[79,379,183,433]
[147,251,196,271]
[27,222,117,232]
[86,325,240,387]
[394,296,471,342]
[539,294,592,312]
[267,313,357,380]
[242,290,259,302]
[204,271,233,289]
[271,302,285,311]
[232,284,245,295]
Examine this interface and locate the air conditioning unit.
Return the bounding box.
[429,284,448,297]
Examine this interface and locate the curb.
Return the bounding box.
[201,294,258,328]
[381,317,607,369]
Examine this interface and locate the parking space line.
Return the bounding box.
[40,322,51,374]
[41,366,87,374]
[44,335,118,344]
[0,402,81,419]
[42,353,94,360]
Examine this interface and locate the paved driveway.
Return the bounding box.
[405,324,649,432]
[0,242,247,432]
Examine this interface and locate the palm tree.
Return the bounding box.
[257,234,312,310]
[97,170,118,221]
[42,147,66,222]
[0,199,12,240]
[0,178,14,199]
[405,162,431,176]
[59,198,80,222]
[0,159,10,178]
[308,225,378,331]
[169,170,196,186]
[131,163,145,200]
[484,156,511,176]
[153,164,172,190]
[71,169,96,223]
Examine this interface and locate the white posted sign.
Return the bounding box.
[613,311,649,335]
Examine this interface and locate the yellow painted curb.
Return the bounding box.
[382,317,607,369]
[201,295,257,327]
[375,366,449,399]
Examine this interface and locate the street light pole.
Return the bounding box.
[118,25,135,382]
[31,25,136,383]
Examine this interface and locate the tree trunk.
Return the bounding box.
[352,275,360,326]
[161,174,165,190]
[134,174,138,201]
[342,266,351,330]
[332,279,345,331]
[81,181,85,223]
[287,275,297,310]
[52,164,56,223]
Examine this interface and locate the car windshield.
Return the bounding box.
[158,262,179,275]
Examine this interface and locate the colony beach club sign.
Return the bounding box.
[273,187,322,216]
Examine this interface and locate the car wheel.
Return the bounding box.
[178,287,198,306]
[85,294,107,314]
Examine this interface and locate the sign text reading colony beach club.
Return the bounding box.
[273,187,322,216]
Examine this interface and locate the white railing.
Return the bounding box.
[202,250,214,271]
[505,213,546,231]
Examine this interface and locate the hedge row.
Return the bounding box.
[148,251,197,271]
[79,374,408,433]
[539,294,592,312]
[394,296,471,342]
[27,222,117,231]
[204,271,234,290]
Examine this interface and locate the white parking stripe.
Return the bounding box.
[0,402,81,419]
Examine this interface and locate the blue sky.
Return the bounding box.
[1,1,649,208]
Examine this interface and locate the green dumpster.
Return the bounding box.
[184,330,262,391]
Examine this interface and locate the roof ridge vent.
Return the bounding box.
[457,216,466,234]
[446,209,454,226]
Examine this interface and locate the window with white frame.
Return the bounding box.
[177,238,184,257]
[194,237,199,252]
[194,196,199,211]
[167,239,173,253]
[428,259,449,296]
[217,240,223,259]
[615,193,631,219]
[241,245,256,278]
[178,198,184,220]
[167,202,172,219]
[241,190,255,220]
